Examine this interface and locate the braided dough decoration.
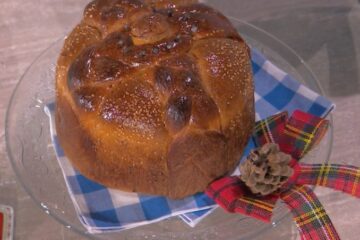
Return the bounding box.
[55,0,254,199]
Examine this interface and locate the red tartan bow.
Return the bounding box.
[206,110,360,240]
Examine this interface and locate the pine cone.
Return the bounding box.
[239,143,293,195]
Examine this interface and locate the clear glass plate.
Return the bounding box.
[5,18,333,240]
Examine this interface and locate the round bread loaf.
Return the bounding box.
[55,0,254,199]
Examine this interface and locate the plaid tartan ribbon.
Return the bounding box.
[205,176,278,222]
[297,164,360,197]
[206,110,360,240]
[252,110,329,162]
[280,185,340,240]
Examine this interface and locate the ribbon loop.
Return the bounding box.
[205,177,278,222]
[206,177,245,213]
[252,112,288,146]
[252,110,329,161]
[279,110,329,160]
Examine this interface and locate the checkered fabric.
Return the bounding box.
[45,104,215,233]
[298,164,360,197]
[280,185,340,240]
[178,208,215,227]
[45,48,335,233]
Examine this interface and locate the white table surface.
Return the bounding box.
[0,0,359,239]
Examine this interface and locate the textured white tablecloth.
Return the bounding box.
[0,0,359,239]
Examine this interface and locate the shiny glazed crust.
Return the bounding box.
[55,0,254,199]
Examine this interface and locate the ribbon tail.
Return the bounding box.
[252,112,288,146]
[298,164,360,197]
[280,185,340,240]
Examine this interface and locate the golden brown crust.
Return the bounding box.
[55,0,254,199]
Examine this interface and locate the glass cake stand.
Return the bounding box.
[5,18,333,240]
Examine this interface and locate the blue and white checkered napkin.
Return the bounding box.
[44,48,334,233]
